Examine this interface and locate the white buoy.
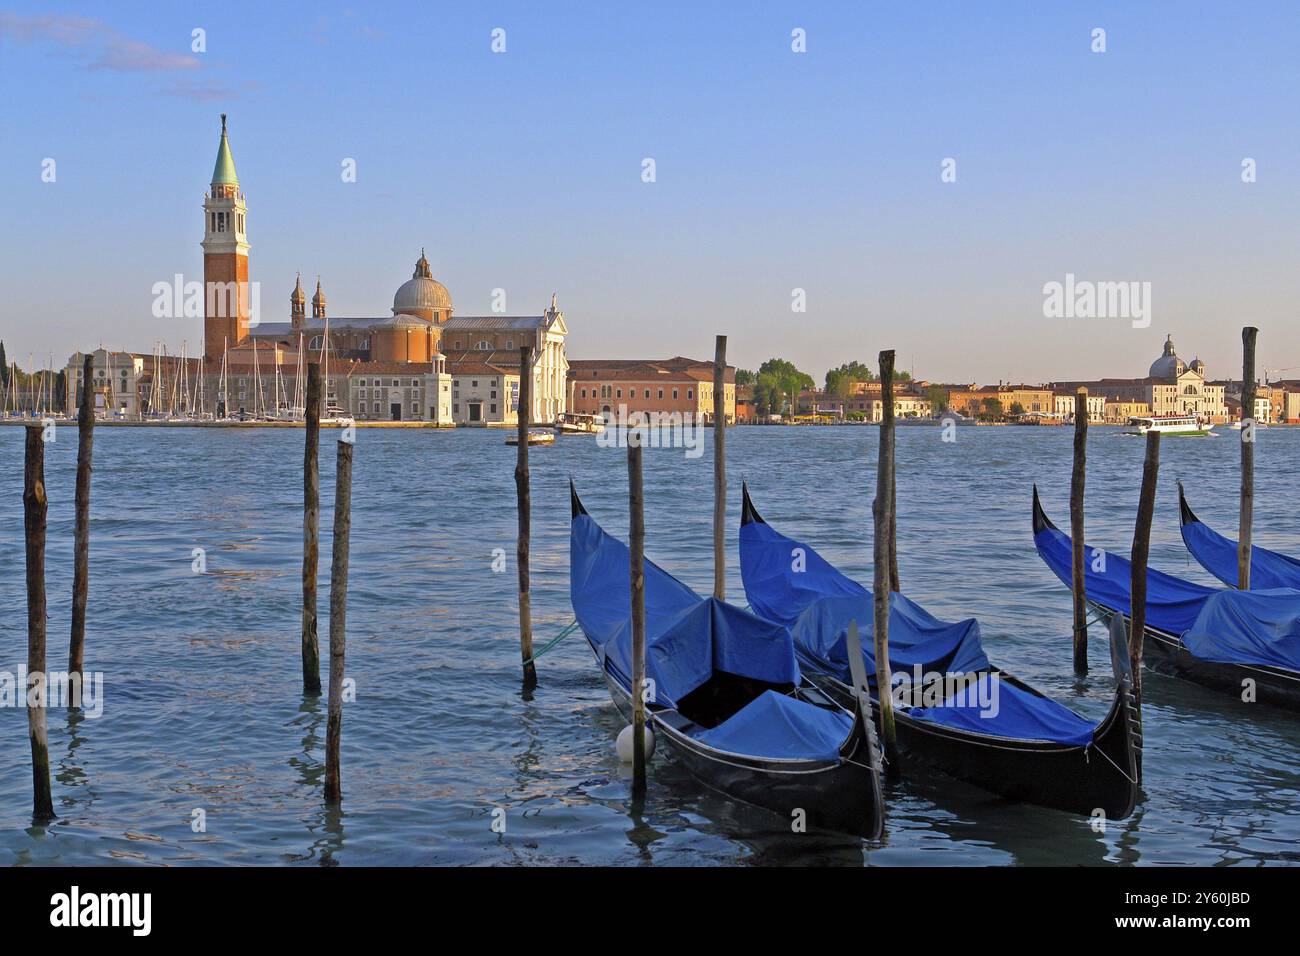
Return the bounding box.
[616,724,655,763]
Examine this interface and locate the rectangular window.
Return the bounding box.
[644,389,650,399]
[672,388,679,400]
[658,388,664,399]
[490,403,497,414]
[687,389,693,399]
[616,388,622,399]
[453,403,459,414]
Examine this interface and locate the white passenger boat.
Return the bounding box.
[1124,415,1213,437]
[553,412,606,435]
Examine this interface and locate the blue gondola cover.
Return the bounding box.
[1033,506,1215,636]
[696,690,852,761]
[1183,589,1300,670]
[571,512,800,708]
[740,509,1100,745]
[1181,510,1300,591]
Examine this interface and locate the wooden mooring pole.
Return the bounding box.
[1238,326,1259,590]
[516,346,537,686]
[323,436,353,804]
[69,354,95,691]
[1130,432,1160,707]
[873,350,900,774]
[628,438,648,797]
[1128,431,1159,786]
[301,363,322,695]
[712,335,726,601]
[24,426,55,822]
[1070,386,1089,675]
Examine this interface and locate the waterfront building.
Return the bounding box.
[944,384,1053,419]
[1103,400,1152,423]
[63,116,570,425]
[567,357,735,424]
[1051,390,1107,422]
[1052,335,1227,423]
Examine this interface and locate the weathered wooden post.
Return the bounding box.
[69,354,95,691]
[1130,431,1160,713]
[24,426,55,822]
[1238,326,1259,590]
[712,335,726,601]
[628,436,648,797]
[323,436,353,804]
[301,363,322,695]
[1070,386,1089,675]
[883,368,900,593]
[516,346,537,685]
[873,350,900,774]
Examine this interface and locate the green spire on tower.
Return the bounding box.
[211,113,239,186]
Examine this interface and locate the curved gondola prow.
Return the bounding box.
[1031,483,1057,535]
[740,481,765,526]
[1107,613,1143,794]
[1177,480,1199,528]
[570,479,589,520]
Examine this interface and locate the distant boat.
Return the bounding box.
[553,412,605,435]
[1124,414,1213,436]
[505,429,555,446]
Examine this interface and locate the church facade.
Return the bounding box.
[1051,335,1228,423]
[65,116,569,426]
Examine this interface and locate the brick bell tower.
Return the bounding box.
[202,114,250,360]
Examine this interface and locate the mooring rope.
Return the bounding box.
[523,619,581,666]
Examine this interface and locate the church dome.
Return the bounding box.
[392,249,452,319]
[1149,334,1185,379]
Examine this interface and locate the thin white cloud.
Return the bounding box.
[0,13,200,72]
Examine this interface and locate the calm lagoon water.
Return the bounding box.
[1,423,1298,866]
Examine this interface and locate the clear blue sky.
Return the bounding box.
[3,2,1299,384]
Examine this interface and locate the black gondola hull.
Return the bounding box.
[602,673,884,839]
[805,669,1138,820]
[1104,608,1300,712]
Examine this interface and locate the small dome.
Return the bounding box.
[392,249,452,317]
[312,279,326,308]
[290,274,306,305]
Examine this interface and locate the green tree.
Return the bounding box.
[755,358,814,418]
[825,360,875,397]
[0,340,7,387]
[1009,401,1026,417]
[925,385,948,413]
[980,397,1003,421]
[736,368,755,386]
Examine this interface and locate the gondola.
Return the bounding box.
[739,484,1138,820]
[569,484,884,838]
[1179,482,1300,590]
[1032,485,1300,712]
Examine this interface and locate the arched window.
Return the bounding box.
[308,336,323,351]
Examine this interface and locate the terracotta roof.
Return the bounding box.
[447,361,515,377]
